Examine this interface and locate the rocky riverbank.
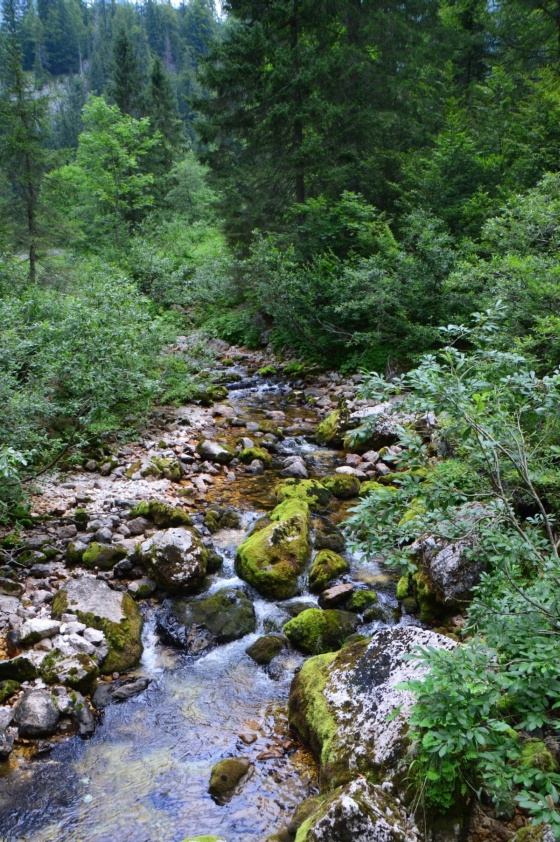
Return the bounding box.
[0,344,551,842]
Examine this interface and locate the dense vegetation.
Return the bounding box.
[1,0,560,832]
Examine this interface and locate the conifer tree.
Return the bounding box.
[108,25,141,116]
[0,0,48,280]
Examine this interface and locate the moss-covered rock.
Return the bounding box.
[308,550,349,593]
[258,365,277,376]
[513,825,555,842]
[412,569,441,625]
[359,480,397,497]
[245,634,286,665]
[239,446,273,467]
[294,778,411,842]
[288,626,456,790]
[346,589,378,612]
[275,479,332,511]
[82,542,127,571]
[396,575,410,600]
[0,679,20,703]
[142,456,184,482]
[235,499,311,600]
[40,649,99,694]
[0,655,38,683]
[520,740,558,773]
[157,588,256,652]
[130,499,192,528]
[321,474,361,500]
[316,409,347,448]
[52,578,143,675]
[66,540,87,564]
[137,527,208,594]
[208,757,252,803]
[283,608,357,655]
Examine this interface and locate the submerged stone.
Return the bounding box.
[157,588,256,653]
[245,634,286,665]
[208,756,253,803]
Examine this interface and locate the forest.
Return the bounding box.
[1,0,560,839]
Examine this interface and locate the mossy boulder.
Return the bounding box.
[239,446,273,467]
[40,649,99,694]
[208,756,252,803]
[142,456,184,482]
[308,550,349,593]
[245,634,286,665]
[129,499,192,528]
[137,527,208,594]
[283,608,357,655]
[346,589,378,612]
[0,655,38,683]
[359,480,397,497]
[321,474,361,500]
[288,626,456,790]
[316,409,345,448]
[157,588,256,652]
[294,778,412,841]
[275,479,332,511]
[0,679,20,703]
[204,506,241,534]
[82,542,127,571]
[235,499,311,600]
[52,577,143,674]
[520,740,558,773]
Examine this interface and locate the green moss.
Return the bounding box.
[321,473,361,499]
[275,478,332,510]
[283,361,307,376]
[396,574,410,600]
[379,467,428,486]
[74,508,89,527]
[359,480,397,497]
[0,679,20,703]
[82,542,127,571]
[283,608,357,654]
[513,825,556,841]
[239,446,273,466]
[235,499,311,599]
[51,590,68,616]
[209,757,251,801]
[40,649,99,694]
[143,457,183,482]
[346,589,378,612]
[66,541,86,564]
[245,634,285,665]
[130,499,192,527]
[397,499,426,527]
[258,365,277,376]
[316,410,343,447]
[413,569,440,625]
[288,651,339,773]
[71,593,143,675]
[308,550,349,593]
[520,740,558,773]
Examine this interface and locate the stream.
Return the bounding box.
[0,369,400,842]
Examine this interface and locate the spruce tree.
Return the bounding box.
[0,0,48,280]
[108,25,141,115]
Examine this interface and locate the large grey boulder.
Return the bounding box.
[137,528,208,594]
[294,778,419,842]
[14,689,60,738]
[289,625,455,788]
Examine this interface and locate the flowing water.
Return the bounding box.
[0,374,399,842]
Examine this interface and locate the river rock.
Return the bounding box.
[235,499,311,600]
[81,542,127,571]
[283,608,357,655]
[70,692,96,737]
[281,456,309,479]
[19,618,61,646]
[0,730,14,761]
[245,634,286,665]
[0,708,13,731]
[293,778,418,841]
[308,550,349,593]
[196,440,233,465]
[289,625,456,789]
[0,654,39,683]
[0,595,21,619]
[208,756,253,803]
[52,576,143,674]
[137,527,208,594]
[93,677,150,707]
[40,649,99,694]
[129,499,193,528]
[157,588,256,653]
[318,583,355,608]
[275,479,333,511]
[14,689,60,738]
[321,473,361,499]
